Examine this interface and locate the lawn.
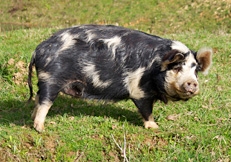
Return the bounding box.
[0,0,231,161]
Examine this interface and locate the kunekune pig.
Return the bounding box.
[28,25,213,132]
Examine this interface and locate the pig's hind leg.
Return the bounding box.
[32,81,60,132]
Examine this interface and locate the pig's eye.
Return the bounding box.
[173,65,182,72]
[196,65,201,72]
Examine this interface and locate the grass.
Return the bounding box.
[0,0,231,161]
[1,0,231,34]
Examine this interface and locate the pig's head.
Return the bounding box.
[160,41,213,101]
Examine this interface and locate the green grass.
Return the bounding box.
[1,0,231,161]
[1,0,231,34]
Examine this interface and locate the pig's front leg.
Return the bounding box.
[132,98,159,129]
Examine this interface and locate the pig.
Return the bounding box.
[28,25,213,132]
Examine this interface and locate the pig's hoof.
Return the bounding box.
[34,121,45,133]
[144,121,159,129]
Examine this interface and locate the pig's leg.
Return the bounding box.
[132,98,159,129]
[32,81,60,132]
[31,94,40,120]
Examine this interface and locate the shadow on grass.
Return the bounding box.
[0,95,142,128]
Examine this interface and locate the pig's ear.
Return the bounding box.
[161,50,185,71]
[196,47,213,75]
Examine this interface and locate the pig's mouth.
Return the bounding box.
[164,82,200,102]
[166,89,199,102]
[175,89,199,99]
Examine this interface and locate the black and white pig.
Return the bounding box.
[28,25,212,132]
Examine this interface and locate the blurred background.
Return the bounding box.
[0,0,231,34]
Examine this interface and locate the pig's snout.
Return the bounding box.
[183,80,199,94]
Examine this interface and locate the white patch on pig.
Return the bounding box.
[148,56,162,69]
[178,53,198,85]
[165,53,199,99]
[124,67,145,99]
[38,71,51,81]
[58,31,77,53]
[82,62,112,88]
[44,56,52,67]
[38,71,56,85]
[85,30,96,42]
[101,36,121,59]
[171,41,190,53]
[33,100,53,132]
[143,114,159,129]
